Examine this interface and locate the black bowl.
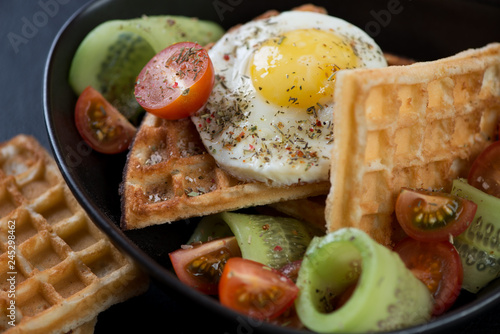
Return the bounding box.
[44,0,500,333]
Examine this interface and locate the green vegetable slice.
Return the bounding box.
[451,178,500,293]
[200,212,313,269]
[68,15,224,123]
[295,228,432,333]
[187,214,233,244]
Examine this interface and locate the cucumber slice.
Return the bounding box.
[295,228,432,333]
[69,16,224,123]
[451,178,500,293]
[217,212,313,269]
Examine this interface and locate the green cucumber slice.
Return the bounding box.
[217,212,313,269]
[451,178,500,293]
[68,16,224,123]
[295,228,432,333]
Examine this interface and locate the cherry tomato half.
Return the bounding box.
[169,236,241,295]
[468,140,500,198]
[74,86,136,154]
[394,237,463,316]
[134,42,214,120]
[395,188,477,242]
[219,257,299,321]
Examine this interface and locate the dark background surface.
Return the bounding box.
[2,0,500,333]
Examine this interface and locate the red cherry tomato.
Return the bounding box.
[169,236,241,295]
[394,237,463,316]
[468,140,500,198]
[219,257,299,321]
[395,187,477,242]
[74,86,136,154]
[134,42,214,120]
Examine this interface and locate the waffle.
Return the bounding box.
[120,114,330,230]
[325,43,500,247]
[268,196,327,232]
[0,135,148,333]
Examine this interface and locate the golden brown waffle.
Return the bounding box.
[0,135,148,333]
[120,114,330,230]
[268,196,327,232]
[325,43,500,247]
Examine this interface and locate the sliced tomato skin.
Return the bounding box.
[394,237,463,316]
[395,187,477,242]
[219,257,299,321]
[169,236,241,295]
[467,140,500,198]
[134,41,214,120]
[74,86,136,154]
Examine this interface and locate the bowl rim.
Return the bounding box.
[42,0,500,333]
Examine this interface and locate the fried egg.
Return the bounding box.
[191,10,387,185]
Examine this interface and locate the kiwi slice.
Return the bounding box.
[295,228,433,333]
[68,16,224,124]
[187,214,234,244]
[221,212,313,269]
[451,178,500,293]
[189,212,313,270]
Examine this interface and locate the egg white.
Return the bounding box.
[191,11,387,185]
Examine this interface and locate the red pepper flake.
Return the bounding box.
[296,150,304,157]
[316,120,322,127]
[274,245,283,252]
[249,144,254,150]
[173,82,178,88]
[262,224,270,230]
[223,54,230,61]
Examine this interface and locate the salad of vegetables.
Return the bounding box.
[68,11,500,334]
[164,142,500,331]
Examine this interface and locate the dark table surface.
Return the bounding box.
[2,0,500,333]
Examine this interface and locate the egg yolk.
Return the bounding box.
[250,29,359,109]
